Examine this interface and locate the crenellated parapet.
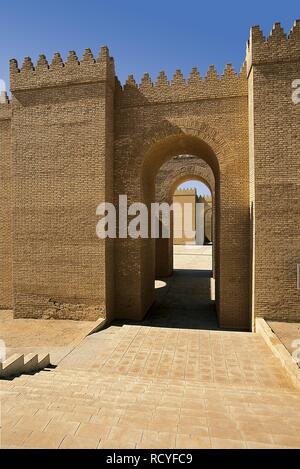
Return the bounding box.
[10,46,115,92]
[116,63,248,107]
[174,188,198,196]
[0,92,11,120]
[247,20,300,74]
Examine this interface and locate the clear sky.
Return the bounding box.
[0,0,299,92]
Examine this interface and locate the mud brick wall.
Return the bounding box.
[114,64,250,329]
[0,20,298,330]
[10,48,115,320]
[0,98,12,309]
[248,22,300,322]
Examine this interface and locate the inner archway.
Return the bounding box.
[150,173,217,329]
[114,120,250,331]
[139,133,221,329]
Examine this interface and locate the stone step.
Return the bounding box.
[5,366,300,401]
[37,353,51,371]
[0,352,51,379]
[24,353,39,373]
[0,354,24,379]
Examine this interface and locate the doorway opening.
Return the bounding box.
[173,179,213,247]
[113,127,250,330]
[147,160,218,330]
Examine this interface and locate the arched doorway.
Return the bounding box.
[140,134,221,326]
[155,165,216,279]
[114,120,250,331]
[152,175,216,329]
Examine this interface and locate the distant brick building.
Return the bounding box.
[172,189,212,246]
[0,21,299,330]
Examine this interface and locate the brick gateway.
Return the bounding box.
[0,21,299,330]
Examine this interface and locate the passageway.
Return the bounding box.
[147,245,218,330]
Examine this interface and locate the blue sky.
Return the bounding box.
[178,181,211,197]
[0,0,299,92]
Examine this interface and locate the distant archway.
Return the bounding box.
[140,131,221,323]
[155,169,215,278]
[114,118,250,330]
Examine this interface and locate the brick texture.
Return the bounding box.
[114,66,250,329]
[248,22,300,322]
[8,48,115,320]
[0,100,12,308]
[155,156,215,277]
[0,20,299,329]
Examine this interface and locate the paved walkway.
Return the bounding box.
[1,247,300,449]
[146,245,218,330]
[117,245,218,330]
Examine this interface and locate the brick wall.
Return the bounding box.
[0,20,298,330]
[248,22,300,322]
[156,155,215,203]
[10,48,115,320]
[173,189,197,245]
[114,66,250,329]
[0,98,12,309]
[155,157,215,277]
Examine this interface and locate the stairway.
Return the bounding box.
[0,353,51,379]
[1,324,300,449]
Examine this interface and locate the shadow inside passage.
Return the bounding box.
[113,267,219,331]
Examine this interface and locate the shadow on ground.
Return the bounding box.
[114,267,219,331]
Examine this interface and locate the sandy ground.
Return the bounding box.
[0,310,101,365]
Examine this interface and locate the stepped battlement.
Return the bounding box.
[247,20,300,72]
[199,195,212,203]
[174,188,198,196]
[116,63,248,106]
[0,18,299,335]
[10,46,115,92]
